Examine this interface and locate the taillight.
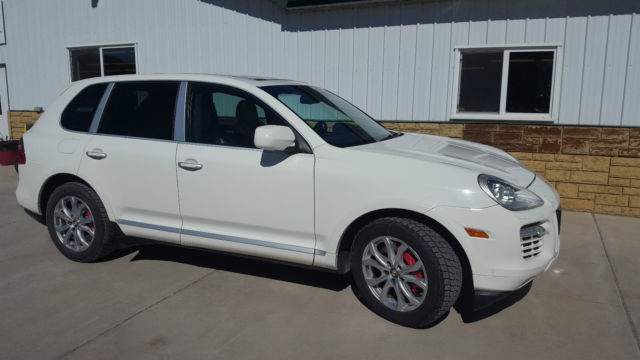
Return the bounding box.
[17,138,26,164]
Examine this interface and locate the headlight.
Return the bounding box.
[478,174,544,211]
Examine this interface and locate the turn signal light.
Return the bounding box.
[465,228,489,238]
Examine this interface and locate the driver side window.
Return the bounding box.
[186,83,286,148]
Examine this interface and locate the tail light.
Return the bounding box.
[17,138,26,164]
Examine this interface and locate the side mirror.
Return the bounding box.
[254,125,296,152]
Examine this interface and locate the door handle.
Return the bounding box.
[178,161,203,171]
[86,150,107,160]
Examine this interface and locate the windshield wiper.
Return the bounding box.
[380,132,404,141]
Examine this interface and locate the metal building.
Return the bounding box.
[0,0,639,139]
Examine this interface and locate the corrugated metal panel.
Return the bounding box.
[622,13,640,126]
[600,14,632,126]
[1,0,639,127]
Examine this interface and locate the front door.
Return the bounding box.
[0,66,9,139]
[176,83,316,265]
[77,81,182,244]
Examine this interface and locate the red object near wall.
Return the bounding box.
[0,150,19,166]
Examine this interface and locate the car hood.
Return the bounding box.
[353,133,536,187]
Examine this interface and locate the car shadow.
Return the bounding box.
[455,281,533,323]
[109,242,351,292]
[103,240,531,324]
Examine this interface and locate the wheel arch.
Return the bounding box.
[38,173,112,221]
[336,208,474,307]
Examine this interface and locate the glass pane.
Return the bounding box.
[457,52,503,113]
[70,48,101,81]
[61,83,108,132]
[102,47,136,77]
[262,85,391,148]
[98,81,178,140]
[187,83,285,148]
[506,51,554,113]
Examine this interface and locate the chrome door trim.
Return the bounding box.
[117,219,181,234]
[89,82,114,134]
[173,81,187,142]
[116,219,323,255]
[181,228,316,254]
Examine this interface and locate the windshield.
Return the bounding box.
[261,85,393,147]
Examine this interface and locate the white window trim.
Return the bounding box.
[450,44,563,122]
[66,43,138,82]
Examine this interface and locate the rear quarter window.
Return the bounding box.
[60,83,108,132]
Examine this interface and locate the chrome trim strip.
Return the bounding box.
[89,82,114,134]
[174,81,187,142]
[117,219,181,234]
[181,229,315,254]
[117,219,318,255]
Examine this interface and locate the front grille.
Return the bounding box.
[556,208,562,233]
[521,224,545,259]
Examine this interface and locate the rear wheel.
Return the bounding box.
[351,217,462,328]
[45,182,115,262]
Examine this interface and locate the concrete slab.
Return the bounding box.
[1,169,639,359]
[533,211,621,306]
[65,258,639,360]
[0,171,213,359]
[595,213,640,348]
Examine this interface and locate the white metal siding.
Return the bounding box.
[0,0,639,126]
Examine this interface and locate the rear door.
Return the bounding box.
[77,81,182,244]
[176,82,316,265]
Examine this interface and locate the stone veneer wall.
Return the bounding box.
[8,111,42,140]
[382,122,640,217]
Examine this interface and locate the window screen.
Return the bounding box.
[187,83,285,148]
[69,46,137,81]
[98,81,179,140]
[70,48,101,81]
[506,51,554,113]
[457,52,503,113]
[455,48,556,117]
[61,83,108,132]
[102,47,137,76]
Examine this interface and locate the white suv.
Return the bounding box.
[16,74,560,327]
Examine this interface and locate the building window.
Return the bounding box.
[453,47,557,121]
[69,45,136,81]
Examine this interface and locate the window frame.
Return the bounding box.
[67,43,138,82]
[59,82,110,134]
[450,44,562,122]
[184,82,312,153]
[94,80,181,142]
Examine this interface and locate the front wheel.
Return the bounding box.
[351,217,462,328]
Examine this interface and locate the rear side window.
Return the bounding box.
[61,83,108,132]
[98,81,179,140]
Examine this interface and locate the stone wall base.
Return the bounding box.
[8,111,42,139]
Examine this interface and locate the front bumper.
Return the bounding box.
[426,177,560,292]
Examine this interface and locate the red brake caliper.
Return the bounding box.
[402,251,424,295]
[85,210,94,230]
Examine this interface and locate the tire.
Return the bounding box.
[350,217,462,328]
[45,182,115,262]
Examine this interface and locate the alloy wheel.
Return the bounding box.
[53,196,95,252]
[361,236,428,312]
